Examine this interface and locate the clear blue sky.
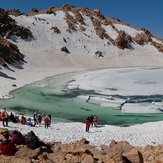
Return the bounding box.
[0,0,162,38]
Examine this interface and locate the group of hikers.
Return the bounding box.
[0,108,52,129]
[85,114,98,132]
[0,130,48,156]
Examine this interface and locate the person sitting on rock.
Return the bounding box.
[10,130,26,145]
[26,131,48,150]
[25,131,41,150]
[0,132,16,156]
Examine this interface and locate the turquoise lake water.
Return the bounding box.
[1,71,163,126]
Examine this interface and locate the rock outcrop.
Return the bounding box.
[134,33,152,45]
[61,46,70,53]
[0,5,163,69]
[0,36,24,66]
[1,128,163,162]
[151,41,163,53]
[0,8,32,67]
[114,31,132,49]
[0,9,32,39]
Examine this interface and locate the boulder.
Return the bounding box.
[0,156,31,163]
[15,146,42,159]
[61,46,70,53]
[123,148,144,163]
[81,153,94,163]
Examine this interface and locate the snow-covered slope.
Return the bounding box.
[0,6,163,98]
[7,7,163,69]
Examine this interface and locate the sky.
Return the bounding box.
[0,0,162,39]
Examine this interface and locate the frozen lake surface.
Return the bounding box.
[1,67,163,126]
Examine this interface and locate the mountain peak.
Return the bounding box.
[0,5,163,69]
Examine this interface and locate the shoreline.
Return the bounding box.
[1,117,163,148]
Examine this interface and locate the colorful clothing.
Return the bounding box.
[44,117,50,128]
[10,131,26,145]
[0,139,16,156]
[2,110,9,127]
[85,118,90,132]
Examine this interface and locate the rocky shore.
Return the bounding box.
[0,128,163,163]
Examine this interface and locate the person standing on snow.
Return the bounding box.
[33,111,37,126]
[93,115,98,127]
[37,112,42,127]
[85,117,90,132]
[2,108,9,127]
[89,114,94,127]
[44,115,50,128]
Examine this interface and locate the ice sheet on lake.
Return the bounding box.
[68,67,163,96]
[68,67,163,113]
[122,103,163,113]
[77,95,126,108]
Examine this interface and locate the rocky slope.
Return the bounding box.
[0,128,163,163]
[0,5,163,70]
[0,9,32,67]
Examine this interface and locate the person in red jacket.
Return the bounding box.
[85,117,90,132]
[0,111,2,121]
[0,132,16,156]
[10,130,26,145]
[44,115,50,128]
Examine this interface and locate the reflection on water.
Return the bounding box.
[0,71,163,126]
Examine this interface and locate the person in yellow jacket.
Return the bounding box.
[2,108,9,127]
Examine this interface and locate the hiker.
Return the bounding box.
[26,118,34,126]
[2,108,9,127]
[93,115,98,127]
[89,114,94,127]
[14,115,20,123]
[9,112,16,123]
[10,130,26,145]
[33,111,37,126]
[44,115,50,128]
[21,115,27,125]
[37,112,42,127]
[85,117,90,132]
[0,111,2,121]
[0,132,16,156]
[48,114,52,126]
[26,131,47,150]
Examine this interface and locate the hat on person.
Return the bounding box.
[12,130,18,135]
[2,133,9,139]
